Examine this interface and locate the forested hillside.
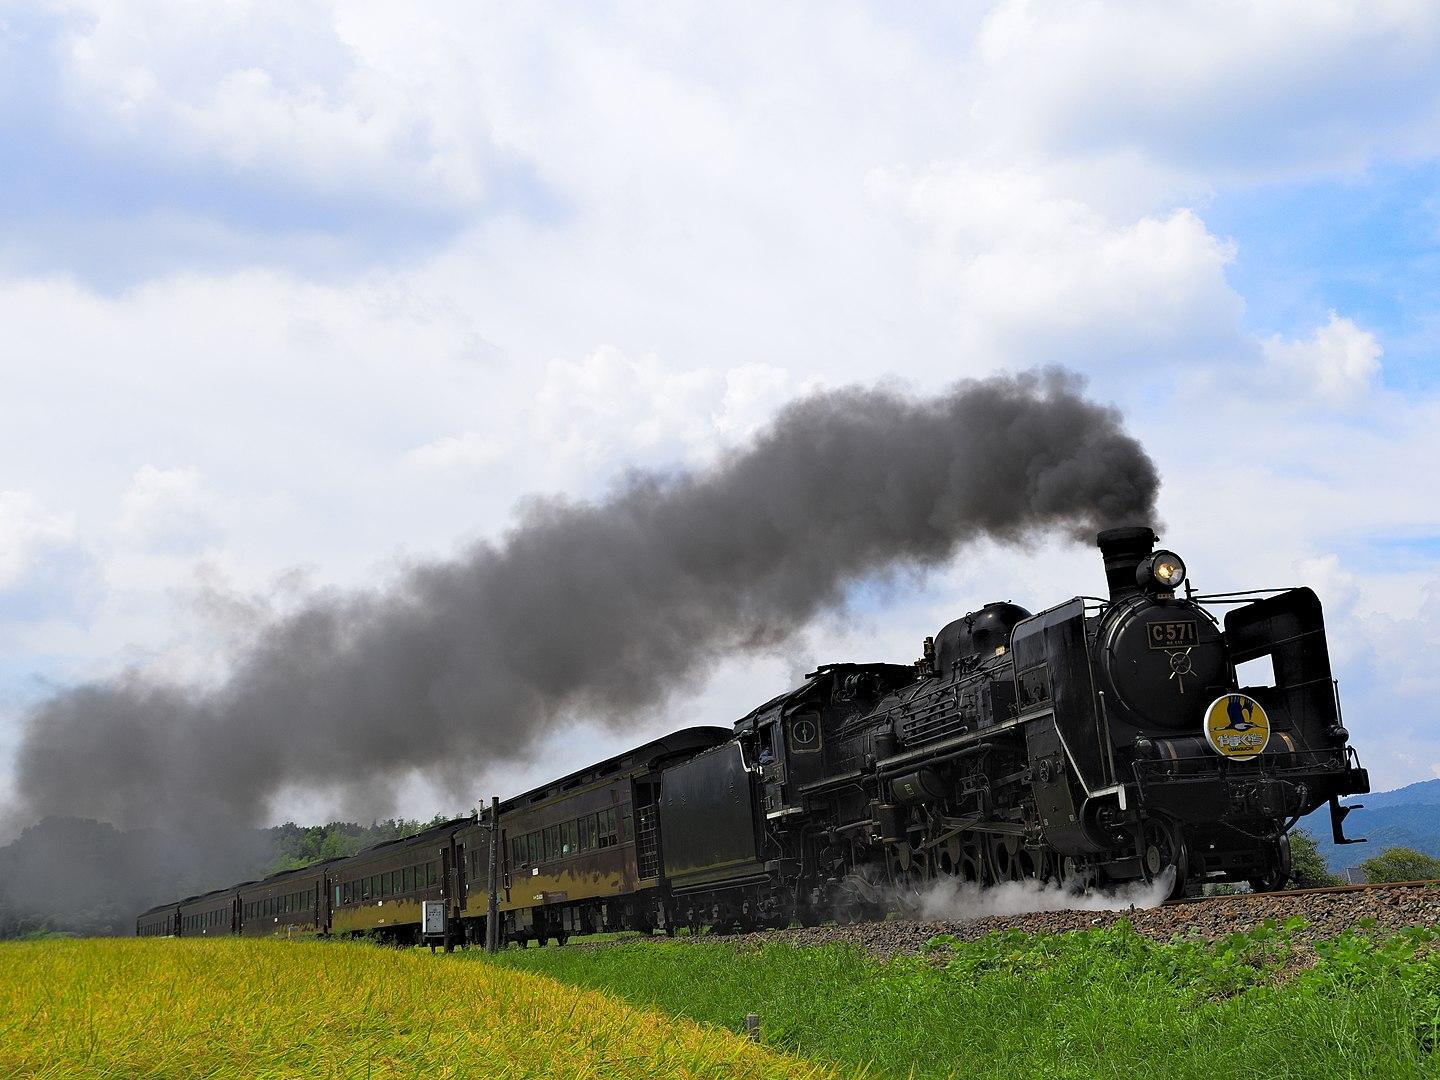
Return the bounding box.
[1302,778,1440,875]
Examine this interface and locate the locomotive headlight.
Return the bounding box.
[1137,550,1186,591]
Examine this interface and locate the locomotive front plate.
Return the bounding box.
[1146,620,1197,650]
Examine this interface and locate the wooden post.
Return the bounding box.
[486,796,501,953]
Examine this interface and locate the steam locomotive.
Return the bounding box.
[139,527,1369,943]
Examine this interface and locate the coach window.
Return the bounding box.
[541,824,558,862]
[526,832,541,866]
[561,820,577,856]
[578,815,595,852]
[427,861,438,887]
[597,808,618,848]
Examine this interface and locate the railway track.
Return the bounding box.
[1167,877,1440,905]
[705,879,1440,959]
[562,880,1440,959]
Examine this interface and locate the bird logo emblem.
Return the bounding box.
[1203,693,1271,760]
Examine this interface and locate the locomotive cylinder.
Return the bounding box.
[890,768,947,803]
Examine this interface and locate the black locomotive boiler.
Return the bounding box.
[139,527,1369,942]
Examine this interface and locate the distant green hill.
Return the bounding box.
[1301,778,1440,875]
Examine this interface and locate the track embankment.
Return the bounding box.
[724,881,1440,958]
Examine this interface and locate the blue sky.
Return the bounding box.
[1,0,1437,827]
[1206,160,1440,384]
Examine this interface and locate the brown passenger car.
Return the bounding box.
[136,901,180,937]
[491,727,729,944]
[330,817,479,943]
[238,859,343,938]
[135,727,732,947]
[178,884,246,937]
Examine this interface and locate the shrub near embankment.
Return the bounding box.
[0,938,832,1079]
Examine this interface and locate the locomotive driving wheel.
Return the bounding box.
[1248,833,1293,893]
[1141,816,1188,901]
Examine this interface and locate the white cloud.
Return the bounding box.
[867,165,1242,362]
[53,0,503,211]
[0,492,78,591]
[0,491,96,631]
[406,347,796,482]
[1263,313,1383,403]
[972,0,1440,182]
[3,1,1440,816]
[404,431,507,473]
[115,465,220,553]
[531,348,795,474]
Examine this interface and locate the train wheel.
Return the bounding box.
[1142,817,1188,901]
[1248,833,1293,893]
[836,863,887,923]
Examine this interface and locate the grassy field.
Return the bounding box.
[0,937,832,1079]
[6,924,1439,1079]
[478,920,1440,1080]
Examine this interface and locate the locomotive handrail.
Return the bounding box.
[1131,746,1360,787]
[1189,588,1302,600]
[875,738,995,778]
[797,769,866,796]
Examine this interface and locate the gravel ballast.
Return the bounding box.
[721,884,1440,958]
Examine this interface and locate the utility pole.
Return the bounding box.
[486,795,501,953]
[440,844,454,953]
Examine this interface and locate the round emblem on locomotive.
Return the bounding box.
[1202,693,1271,761]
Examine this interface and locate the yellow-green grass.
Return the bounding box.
[0,938,834,1079]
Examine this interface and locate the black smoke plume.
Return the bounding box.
[14,368,1158,832]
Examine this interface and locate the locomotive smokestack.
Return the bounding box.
[1097,526,1157,601]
